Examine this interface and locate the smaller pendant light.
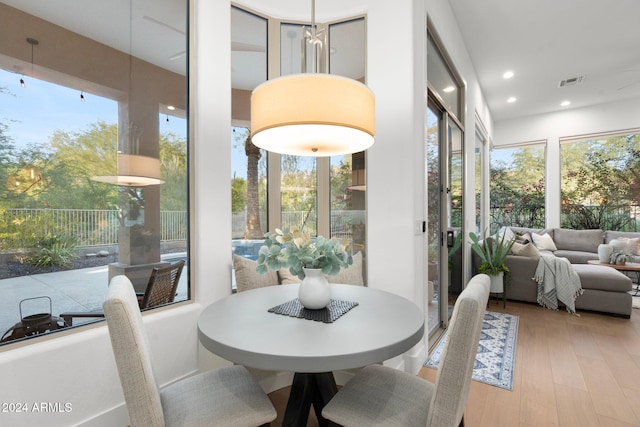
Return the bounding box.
[92,153,164,187]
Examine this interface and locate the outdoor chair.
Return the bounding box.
[103,274,277,427]
[321,273,490,427]
[60,260,185,326]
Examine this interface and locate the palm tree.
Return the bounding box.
[244,135,263,239]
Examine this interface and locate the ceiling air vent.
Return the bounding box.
[558,75,586,88]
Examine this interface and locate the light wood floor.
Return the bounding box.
[268,300,640,427]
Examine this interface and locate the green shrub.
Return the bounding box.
[26,234,78,268]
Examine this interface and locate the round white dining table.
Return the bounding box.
[198,283,424,372]
[198,283,424,427]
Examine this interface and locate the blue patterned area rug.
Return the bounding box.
[424,311,518,391]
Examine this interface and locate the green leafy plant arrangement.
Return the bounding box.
[26,234,78,268]
[610,251,633,265]
[256,226,353,279]
[468,230,514,276]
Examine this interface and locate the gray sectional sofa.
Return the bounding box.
[473,227,640,318]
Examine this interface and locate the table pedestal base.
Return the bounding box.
[283,372,337,427]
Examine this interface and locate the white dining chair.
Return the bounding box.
[322,274,490,427]
[103,275,277,427]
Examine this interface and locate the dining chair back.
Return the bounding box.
[60,260,185,326]
[103,275,277,427]
[139,259,184,309]
[427,273,490,426]
[321,273,490,427]
[103,275,165,426]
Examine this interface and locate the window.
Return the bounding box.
[0,0,189,344]
[475,127,487,233]
[331,152,366,249]
[561,131,640,231]
[489,144,545,232]
[231,7,268,271]
[328,19,367,259]
[427,31,463,123]
[231,6,368,286]
[281,156,318,235]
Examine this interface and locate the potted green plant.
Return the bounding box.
[469,230,515,293]
[610,251,633,266]
[256,226,352,309]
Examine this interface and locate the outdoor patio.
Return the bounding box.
[0,255,188,340]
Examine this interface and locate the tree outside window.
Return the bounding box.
[489,145,545,233]
[561,133,640,231]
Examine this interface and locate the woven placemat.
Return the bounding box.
[268,298,359,323]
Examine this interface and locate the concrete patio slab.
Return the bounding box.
[0,261,188,340]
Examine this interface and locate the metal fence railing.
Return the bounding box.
[4,208,362,248]
[231,210,365,240]
[3,208,188,248]
[489,204,640,232]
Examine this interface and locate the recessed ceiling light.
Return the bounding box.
[507,97,517,103]
[503,70,514,79]
[560,100,571,107]
[167,105,176,110]
[443,86,455,93]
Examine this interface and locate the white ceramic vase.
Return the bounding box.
[598,244,613,263]
[299,268,331,310]
[489,272,504,293]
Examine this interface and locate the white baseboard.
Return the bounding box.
[403,339,428,374]
[75,404,129,427]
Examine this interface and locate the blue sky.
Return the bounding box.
[0,68,186,150]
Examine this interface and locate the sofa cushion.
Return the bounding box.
[511,241,540,259]
[572,264,632,292]
[233,255,279,292]
[532,233,557,251]
[605,230,640,245]
[554,250,599,264]
[553,228,603,252]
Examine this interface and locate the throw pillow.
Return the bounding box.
[278,268,301,284]
[610,238,630,254]
[511,241,540,259]
[532,232,557,251]
[233,254,279,293]
[516,232,532,244]
[627,237,640,256]
[497,226,516,243]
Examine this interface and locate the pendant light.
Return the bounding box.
[92,153,164,187]
[250,0,375,157]
[91,1,162,187]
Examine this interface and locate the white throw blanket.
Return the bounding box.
[533,252,583,314]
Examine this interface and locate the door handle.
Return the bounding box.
[447,230,454,247]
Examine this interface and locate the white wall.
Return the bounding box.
[494,96,640,227]
[0,1,492,425]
